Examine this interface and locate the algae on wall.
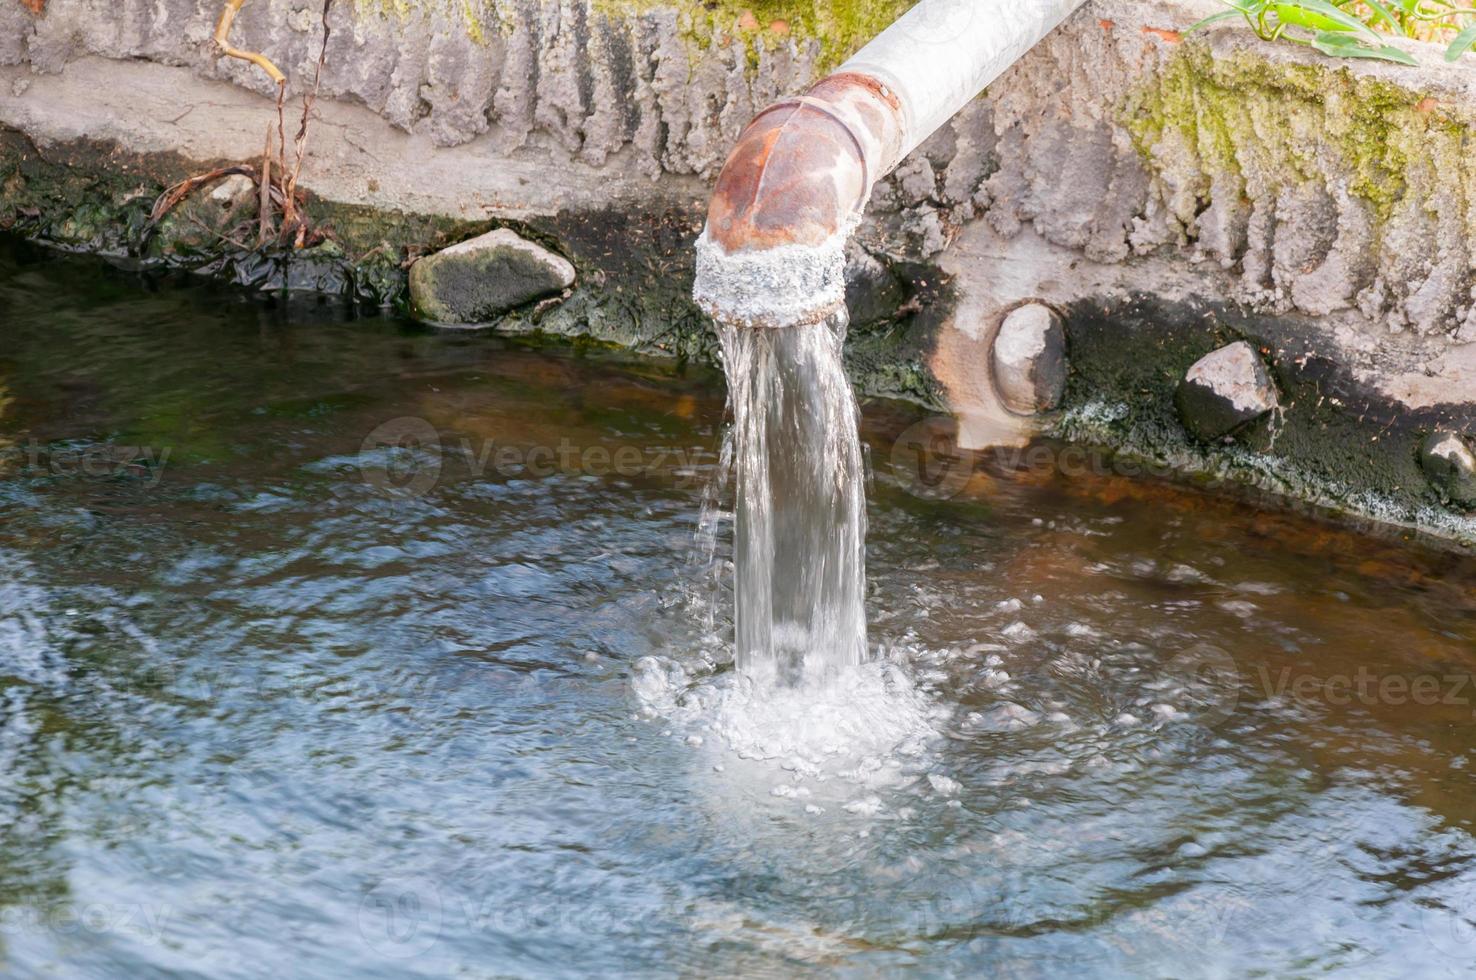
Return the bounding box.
[594,0,915,70]
[351,0,916,70]
[1120,43,1476,336]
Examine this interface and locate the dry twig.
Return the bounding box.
[283,0,335,238]
[148,166,257,225]
[213,0,286,86]
[259,124,275,245]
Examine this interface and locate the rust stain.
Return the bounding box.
[1142,25,1182,44]
[736,8,758,31]
[1098,18,1115,31]
[707,71,904,255]
[1416,97,1440,115]
[21,0,46,13]
[768,19,789,36]
[816,71,903,112]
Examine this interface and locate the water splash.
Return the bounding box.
[712,314,869,687]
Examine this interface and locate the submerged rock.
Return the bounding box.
[1419,432,1476,509]
[1175,341,1279,441]
[409,228,575,326]
[992,302,1067,416]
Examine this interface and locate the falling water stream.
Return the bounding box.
[647,233,956,788]
[715,315,868,686]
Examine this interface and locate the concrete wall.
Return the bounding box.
[2,0,1475,544]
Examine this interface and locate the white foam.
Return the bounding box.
[692,229,850,329]
[632,654,946,784]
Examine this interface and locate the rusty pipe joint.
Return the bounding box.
[707,74,905,257]
[693,73,906,330]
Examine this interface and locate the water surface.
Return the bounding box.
[2,239,1476,977]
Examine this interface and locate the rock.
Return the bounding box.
[992,303,1067,415]
[409,228,575,326]
[1176,341,1279,441]
[209,174,257,212]
[1419,432,1476,509]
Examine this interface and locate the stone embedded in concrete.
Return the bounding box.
[409,228,575,326]
[209,173,257,212]
[1419,432,1476,509]
[1176,341,1279,442]
[991,302,1067,416]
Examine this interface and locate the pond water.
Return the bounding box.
[3,237,1476,977]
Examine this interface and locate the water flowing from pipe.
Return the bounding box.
[710,312,869,686]
[691,2,1087,689]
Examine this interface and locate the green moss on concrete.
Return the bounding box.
[351,0,503,43]
[604,0,915,70]
[1122,44,1464,223]
[352,0,915,71]
[0,126,486,306]
[1053,293,1476,547]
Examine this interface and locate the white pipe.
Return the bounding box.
[841,0,1088,170]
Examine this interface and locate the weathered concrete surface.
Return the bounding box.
[2,0,1476,542]
[0,55,700,221]
[4,0,1475,337]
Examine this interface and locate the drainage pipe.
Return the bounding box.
[694,0,1087,329]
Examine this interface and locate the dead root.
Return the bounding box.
[148,165,264,225]
[155,0,334,252]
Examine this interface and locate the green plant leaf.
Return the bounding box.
[1447,22,1476,61]
[1357,0,1402,33]
[1188,10,1246,32]
[1276,0,1380,37]
[1312,30,1419,63]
